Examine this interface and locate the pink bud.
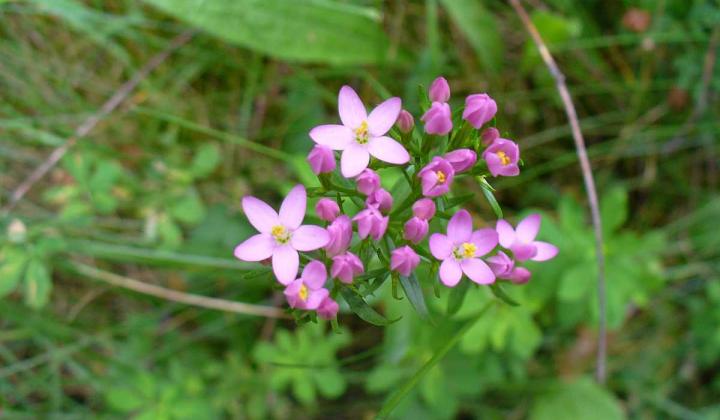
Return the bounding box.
[462,93,497,129]
[331,252,364,283]
[481,127,500,145]
[307,145,335,174]
[403,217,429,244]
[396,109,415,133]
[428,77,450,103]
[315,198,340,222]
[443,149,477,173]
[352,206,389,241]
[508,267,531,284]
[355,169,380,195]
[324,215,352,257]
[390,246,421,276]
[316,296,340,319]
[366,188,393,213]
[421,102,453,135]
[412,199,436,220]
[486,251,514,278]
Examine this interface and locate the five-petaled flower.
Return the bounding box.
[284,260,329,310]
[496,214,558,262]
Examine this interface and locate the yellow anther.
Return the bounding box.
[299,284,309,301]
[496,151,511,166]
[271,225,290,244]
[436,170,446,183]
[355,121,369,144]
[461,242,477,258]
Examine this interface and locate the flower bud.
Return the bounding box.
[486,251,514,278]
[412,198,436,220]
[331,252,364,283]
[482,138,520,177]
[390,246,421,276]
[324,215,352,257]
[315,198,340,222]
[508,267,531,284]
[403,217,429,244]
[462,93,497,129]
[365,188,393,213]
[317,296,340,319]
[444,149,477,173]
[481,127,500,145]
[396,109,415,133]
[421,102,453,135]
[307,145,335,174]
[355,169,380,195]
[428,76,450,103]
[353,206,389,241]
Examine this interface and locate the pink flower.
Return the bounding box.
[428,76,450,103]
[496,214,558,262]
[309,86,410,178]
[421,102,452,135]
[508,267,531,284]
[234,185,330,284]
[307,145,335,174]
[481,127,499,145]
[418,157,455,197]
[444,149,477,173]
[390,246,421,276]
[315,198,340,222]
[353,206,389,241]
[356,169,380,195]
[412,198,436,220]
[486,251,514,278]
[325,215,352,257]
[404,217,428,244]
[483,138,520,177]
[317,296,340,319]
[331,252,364,283]
[463,93,497,129]
[429,209,498,287]
[396,109,415,133]
[283,261,329,310]
[366,188,393,213]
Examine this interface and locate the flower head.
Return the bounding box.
[356,169,381,195]
[366,188,393,213]
[481,127,499,145]
[325,215,352,257]
[496,214,558,262]
[315,198,340,222]
[404,216,428,244]
[463,93,497,129]
[418,157,455,197]
[483,138,520,177]
[309,86,410,178]
[390,246,421,276]
[331,252,364,283]
[353,206,389,241]
[284,261,329,310]
[412,198,436,220]
[444,149,477,173]
[421,102,452,135]
[429,209,498,287]
[428,76,450,103]
[234,185,330,284]
[307,145,336,174]
[317,296,340,319]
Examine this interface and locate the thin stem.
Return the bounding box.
[508,0,607,384]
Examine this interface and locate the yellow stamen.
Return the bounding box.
[271,225,290,244]
[355,121,369,144]
[461,242,477,258]
[436,170,446,183]
[496,151,511,166]
[299,284,309,301]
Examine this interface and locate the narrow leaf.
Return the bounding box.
[23,259,52,309]
[399,274,431,321]
[478,177,503,219]
[446,279,470,315]
[339,286,397,326]
[445,193,475,209]
[440,0,503,72]
[490,283,519,306]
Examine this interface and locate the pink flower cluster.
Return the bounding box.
[233,77,557,320]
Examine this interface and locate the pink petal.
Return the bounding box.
[279,185,306,229]
[309,124,353,150]
[301,260,327,289]
[368,136,410,165]
[429,233,453,259]
[338,85,367,129]
[516,214,541,242]
[439,259,462,287]
[272,245,299,285]
[233,233,275,261]
[461,258,495,285]
[340,144,370,178]
[448,210,472,243]
[469,228,498,257]
[305,288,329,310]
[367,97,401,136]
[511,243,537,262]
[291,225,330,251]
[242,196,279,234]
[496,219,516,248]
[531,241,558,261]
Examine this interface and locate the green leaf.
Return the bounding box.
[478,177,503,219]
[339,286,397,326]
[190,144,220,178]
[399,274,431,321]
[490,283,520,306]
[445,193,475,209]
[106,387,146,412]
[143,0,391,65]
[530,377,625,420]
[440,0,503,72]
[170,191,206,225]
[600,186,628,234]
[446,279,470,315]
[23,259,52,309]
[0,247,29,298]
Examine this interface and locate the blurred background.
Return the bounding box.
[1,0,719,418]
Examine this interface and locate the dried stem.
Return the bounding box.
[2,30,194,215]
[508,0,608,383]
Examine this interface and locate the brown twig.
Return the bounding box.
[68,261,288,319]
[508,0,608,383]
[1,30,194,215]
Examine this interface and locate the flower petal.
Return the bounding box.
[531,241,558,261]
[496,219,516,248]
[439,259,463,287]
[340,144,370,178]
[448,209,472,243]
[461,258,495,285]
[291,225,330,251]
[367,97,401,136]
[302,260,327,289]
[511,243,537,262]
[305,288,329,310]
[272,245,299,285]
[368,136,410,165]
[469,228,498,257]
[242,196,279,233]
[233,233,275,261]
[279,184,306,229]
[338,85,367,129]
[309,124,353,150]
[429,233,453,260]
[516,214,541,242]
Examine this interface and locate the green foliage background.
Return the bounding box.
[1,0,719,418]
